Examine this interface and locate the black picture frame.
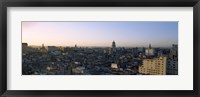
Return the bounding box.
[0,0,200,97]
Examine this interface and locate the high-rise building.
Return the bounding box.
[167,60,178,75]
[145,44,154,56]
[169,44,178,60]
[167,44,178,75]
[139,57,167,75]
[112,40,116,48]
[112,40,116,53]
[132,48,138,56]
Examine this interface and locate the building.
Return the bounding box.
[22,43,28,54]
[111,63,118,69]
[169,44,178,60]
[139,57,167,75]
[42,44,45,48]
[167,60,178,75]
[40,44,47,52]
[145,44,154,56]
[132,48,138,56]
[112,40,116,53]
[72,66,85,74]
[47,46,58,52]
[167,44,178,75]
[22,43,28,47]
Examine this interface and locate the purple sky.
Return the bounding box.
[22,21,178,47]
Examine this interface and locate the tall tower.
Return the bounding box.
[112,40,116,49]
[148,44,151,56]
[111,40,116,54]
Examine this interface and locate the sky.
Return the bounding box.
[22,21,178,47]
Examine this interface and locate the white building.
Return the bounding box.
[145,44,154,56]
[111,63,118,69]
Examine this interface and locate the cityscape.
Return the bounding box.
[22,22,178,75]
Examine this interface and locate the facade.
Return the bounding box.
[167,44,178,75]
[132,48,138,56]
[166,60,178,75]
[139,57,167,75]
[145,44,154,56]
[169,44,178,60]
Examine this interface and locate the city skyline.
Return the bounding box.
[22,21,178,47]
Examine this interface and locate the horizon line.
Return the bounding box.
[24,44,177,48]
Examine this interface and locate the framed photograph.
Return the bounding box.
[0,0,200,97]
